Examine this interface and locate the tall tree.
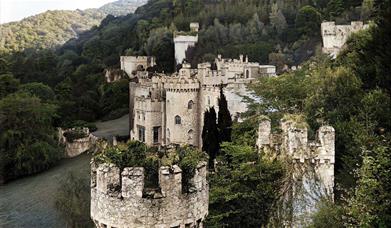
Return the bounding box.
[217,87,233,143]
[202,107,220,168]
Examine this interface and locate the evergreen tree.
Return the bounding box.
[202,107,220,168]
[217,87,233,143]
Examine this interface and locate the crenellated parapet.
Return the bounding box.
[257,116,335,226]
[257,117,335,165]
[91,161,208,228]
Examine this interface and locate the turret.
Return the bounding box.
[91,161,209,228]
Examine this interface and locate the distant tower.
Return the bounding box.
[174,23,199,65]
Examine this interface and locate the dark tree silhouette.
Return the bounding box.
[218,86,233,143]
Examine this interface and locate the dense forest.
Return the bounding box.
[1,0,390,226]
[0,0,146,53]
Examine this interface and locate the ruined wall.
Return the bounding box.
[321,21,369,58]
[91,162,208,228]
[58,128,98,158]
[257,117,335,226]
[120,56,156,77]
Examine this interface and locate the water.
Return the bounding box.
[0,153,91,228]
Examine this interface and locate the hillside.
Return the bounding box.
[100,0,148,16]
[0,0,147,53]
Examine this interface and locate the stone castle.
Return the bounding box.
[257,116,335,226]
[174,23,199,65]
[125,55,276,148]
[91,161,208,228]
[321,21,369,58]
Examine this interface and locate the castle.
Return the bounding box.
[257,116,335,226]
[173,23,199,65]
[321,21,369,58]
[125,54,276,148]
[90,161,208,228]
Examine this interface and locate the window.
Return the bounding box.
[188,129,194,145]
[246,69,250,78]
[188,100,194,109]
[153,127,159,143]
[175,115,181,124]
[138,126,145,142]
[208,96,211,106]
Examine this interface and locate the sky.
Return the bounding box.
[0,0,115,24]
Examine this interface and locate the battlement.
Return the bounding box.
[120,55,156,77]
[257,117,335,164]
[91,161,208,228]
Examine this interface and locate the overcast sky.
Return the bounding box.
[0,0,115,24]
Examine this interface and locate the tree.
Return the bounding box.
[0,92,61,182]
[19,82,55,102]
[0,73,19,99]
[206,142,284,227]
[295,6,321,36]
[269,3,288,34]
[217,87,232,143]
[202,107,220,168]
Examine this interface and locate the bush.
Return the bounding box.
[63,129,88,143]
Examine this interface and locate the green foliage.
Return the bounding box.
[206,142,284,227]
[94,141,148,169]
[177,146,207,192]
[309,199,345,228]
[0,92,61,182]
[345,136,391,226]
[0,73,20,99]
[202,107,220,168]
[19,82,55,102]
[63,128,89,143]
[94,141,206,191]
[217,87,232,143]
[55,172,93,227]
[295,6,322,36]
[62,120,98,132]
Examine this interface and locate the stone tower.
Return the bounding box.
[257,116,335,226]
[173,23,199,65]
[91,161,209,228]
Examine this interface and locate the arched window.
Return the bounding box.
[188,100,194,109]
[175,115,182,124]
[246,70,250,78]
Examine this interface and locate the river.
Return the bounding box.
[0,115,129,227]
[0,153,91,227]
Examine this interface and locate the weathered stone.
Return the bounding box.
[91,162,208,228]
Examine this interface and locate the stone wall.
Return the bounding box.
[58,128,98,158]
[120,56,156,77]
[91,162,209,228]
[257,117,335,226]
[321,21,369,58]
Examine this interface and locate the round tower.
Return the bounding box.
[91,161,209,228]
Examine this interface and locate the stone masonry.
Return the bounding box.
[321,21,369,58]
[126,54,276,148]
[257,117,335,226]
[90,161,209,228]
[58,127,98,158]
